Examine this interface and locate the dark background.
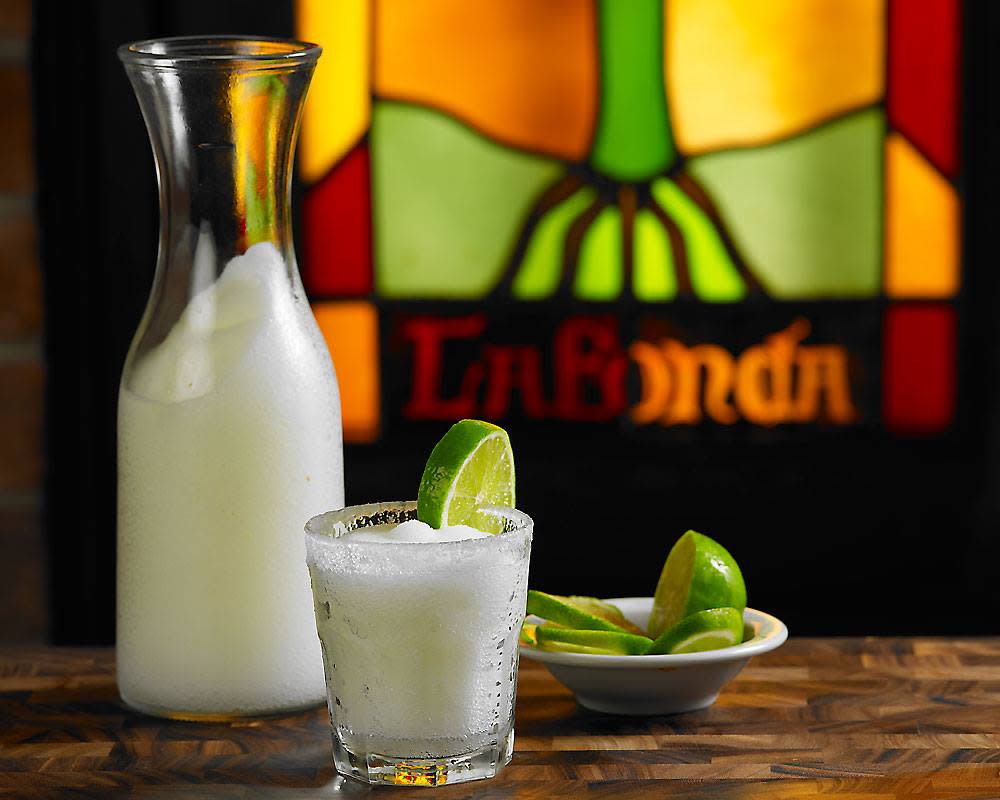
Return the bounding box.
[31,0,1000,644]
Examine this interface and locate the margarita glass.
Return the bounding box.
[305,501,532,786]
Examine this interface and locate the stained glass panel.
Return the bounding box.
[296,0,962,441]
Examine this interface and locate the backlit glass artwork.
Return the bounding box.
[296,0,960,443]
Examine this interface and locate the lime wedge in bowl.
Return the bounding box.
[644,607,745,655]
[647,530,746,639]
[535,626,653,655]
[417,419,515,532]
[526,591,646,635]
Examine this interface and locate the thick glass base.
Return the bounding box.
[333,729,514,787]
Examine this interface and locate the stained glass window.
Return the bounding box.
[295,0,961,442]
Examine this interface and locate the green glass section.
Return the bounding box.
[687,109,883,299]
[512,187,597,300]
[574,207,623,300]
[371,102,562,298]
[633,208,676,301]
[590,0,676,181]
[244,161,270,246]
[651,178,745,302]
[243,75,285,246]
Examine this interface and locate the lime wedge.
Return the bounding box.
[417,420,515,530]
[533,640,612,655]
[558,596,647,636]
[645,608,744,655]
[647,531,746,639]
[518,623,540,647]
[535,626,652,655]
[526,591,633,633]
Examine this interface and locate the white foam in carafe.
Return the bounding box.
[117,241,344,715]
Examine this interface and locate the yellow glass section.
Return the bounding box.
[373,0,597,160]
[884,133,960,298]
[296,0,370,183]
[313,301,381,443]
[668,0,884,154]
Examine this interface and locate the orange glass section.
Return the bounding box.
[884,133,960,298]
[629,320,855,428]
[668,0,884,154]
[296,0,370,183]
[373,0,597,160]
[312,301,381,443]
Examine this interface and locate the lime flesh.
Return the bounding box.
[519,623,539,647]
[648,531,746,639]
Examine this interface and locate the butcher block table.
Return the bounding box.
[2,639,999,798]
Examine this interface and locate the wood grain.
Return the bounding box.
[1,640,999,798]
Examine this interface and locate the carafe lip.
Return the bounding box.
[118,35,321,71]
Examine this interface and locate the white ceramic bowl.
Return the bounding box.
[519,597,787,715]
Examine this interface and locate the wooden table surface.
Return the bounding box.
[1,639,999,798]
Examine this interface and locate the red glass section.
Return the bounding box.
[888,0,960,177]
[302,143,372,296]
[883,304,956,434]
[401,315,488,421]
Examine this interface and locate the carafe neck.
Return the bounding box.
[121,37,319,285]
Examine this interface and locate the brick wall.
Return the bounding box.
[0,0,48,643]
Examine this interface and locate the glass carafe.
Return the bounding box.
[116,37,343,719]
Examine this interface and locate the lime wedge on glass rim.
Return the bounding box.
[417,419,515,532]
